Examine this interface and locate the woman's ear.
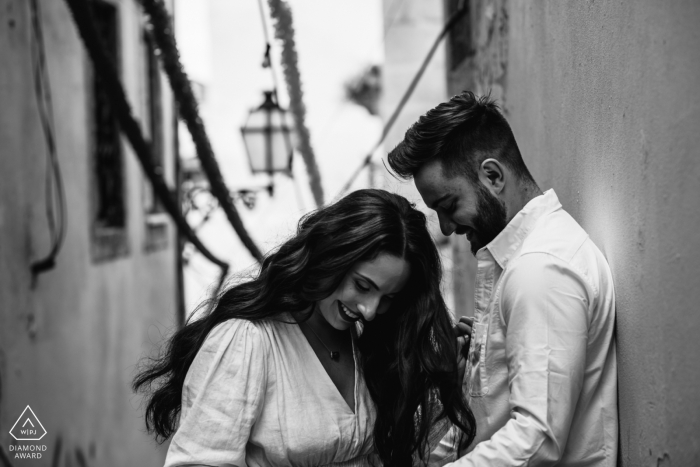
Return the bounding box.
[478,158,505,194]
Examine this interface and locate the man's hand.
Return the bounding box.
[455,316,474,384]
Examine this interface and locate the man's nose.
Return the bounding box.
[438,213,457,236]
[357,299,380,322]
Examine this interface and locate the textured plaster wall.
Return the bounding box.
[499,2,700,465]
[0,0,177,465]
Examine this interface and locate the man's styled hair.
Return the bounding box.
[388,91,534,183]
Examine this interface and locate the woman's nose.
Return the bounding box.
[357,301,379,322]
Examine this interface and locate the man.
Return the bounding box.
[388,91,618,466]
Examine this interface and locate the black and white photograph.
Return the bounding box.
[1,0,698,466]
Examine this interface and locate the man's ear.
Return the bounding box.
[478,158,506,195]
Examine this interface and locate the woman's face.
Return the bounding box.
[317,253,411,331]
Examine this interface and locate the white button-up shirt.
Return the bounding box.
[433,189,618,467]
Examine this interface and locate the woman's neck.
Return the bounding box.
[298,305,351,341]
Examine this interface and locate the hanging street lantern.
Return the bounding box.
[240,91,295,178]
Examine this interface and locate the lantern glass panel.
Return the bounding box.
[245,109,268,129]
[268,108,284,129]
[269,111,291,172]
[241,129,268,173]
[271,130,291,172]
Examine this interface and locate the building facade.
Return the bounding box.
[0,0,178,464]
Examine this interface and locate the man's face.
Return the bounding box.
[415,158,508,255]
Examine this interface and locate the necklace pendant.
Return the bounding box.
[330,351,340,361]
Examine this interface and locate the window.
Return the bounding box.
[143,28,164,214]
[89,0,129,261]
[142,27,169,252]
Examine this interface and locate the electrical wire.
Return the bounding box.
[257,0,272,57]
[335,0,468,198]
[29,0,67,281]
[257,0,286,126]
[383,0,408,39]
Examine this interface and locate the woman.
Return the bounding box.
[134,189,475,466]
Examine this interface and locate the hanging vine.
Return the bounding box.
[138,0,264,261]
[267,0,325,207]
[63,0,231,290]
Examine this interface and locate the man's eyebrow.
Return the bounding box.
[355,273,379,291]
[430,194,450,210]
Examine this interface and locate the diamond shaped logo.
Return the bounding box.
[9,406,46,441]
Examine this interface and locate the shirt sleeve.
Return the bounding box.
[447,253,591,467]
[427,423,461,466]
[164,319,269,467]
[420,404,457,466]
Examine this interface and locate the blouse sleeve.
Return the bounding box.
[164,319,269,467]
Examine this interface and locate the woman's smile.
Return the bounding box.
[337,301,361,323]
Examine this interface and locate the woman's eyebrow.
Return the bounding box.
[355,273,379,291]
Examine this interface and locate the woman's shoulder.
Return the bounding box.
[186,315,301,385]
[187,318,278,386]
[179,318,282,432]
[203,314,297,350]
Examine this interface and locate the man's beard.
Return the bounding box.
[467,184,508,256]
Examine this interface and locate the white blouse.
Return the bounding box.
[164,315,378,467]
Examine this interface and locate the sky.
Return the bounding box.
[174,0,385,313]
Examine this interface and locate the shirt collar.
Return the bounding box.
[483,189,562,269]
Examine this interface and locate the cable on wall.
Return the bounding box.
[28,0,67,282]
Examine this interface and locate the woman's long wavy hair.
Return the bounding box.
[134,188,475,466]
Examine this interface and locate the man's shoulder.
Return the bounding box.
[518,207,589,262]
[514,207,613,298]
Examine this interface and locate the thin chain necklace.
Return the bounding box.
[304,307,340,361]
[305,321,340,361]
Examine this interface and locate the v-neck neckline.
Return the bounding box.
[291,315,358,415]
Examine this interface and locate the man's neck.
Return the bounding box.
[505,181,543,223]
